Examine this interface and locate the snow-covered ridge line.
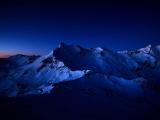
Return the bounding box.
[117,45,152,54]
[0,42,160,97]
[0,50,90,97]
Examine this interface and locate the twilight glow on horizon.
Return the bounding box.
[0,0,160,57]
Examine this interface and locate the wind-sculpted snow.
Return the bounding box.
[54,43,137,79]
[0,51,89,96]
[0,43,160,99]
[54,43,160,94]
[118,45,160,92]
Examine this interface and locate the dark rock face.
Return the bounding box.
[54,43,136,79]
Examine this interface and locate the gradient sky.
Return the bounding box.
[0,0,160,56]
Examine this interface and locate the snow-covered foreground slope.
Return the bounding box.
[0,51,89,96]
[0,72,160,120]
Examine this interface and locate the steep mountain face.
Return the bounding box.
[0,43,160,100]
[0,51,89,96]
[54,43,137,79]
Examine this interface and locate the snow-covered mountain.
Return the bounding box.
[0,51,89,96]
[1,43,160,120]
[0,43,160,100]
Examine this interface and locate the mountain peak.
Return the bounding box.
[94,47,104,53]
[58,42,68,48]
[138,44,152,54]
[117,44,152,54]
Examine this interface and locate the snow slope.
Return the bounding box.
[0,51,89,96]
[0,43,160,99]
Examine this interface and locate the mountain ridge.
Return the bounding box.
[0,43,160,98]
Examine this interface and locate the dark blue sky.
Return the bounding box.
[0,0,160,56]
